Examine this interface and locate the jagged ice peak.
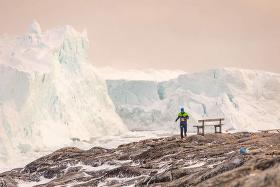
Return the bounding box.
[28,20,42,34]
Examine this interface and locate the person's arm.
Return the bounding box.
[186,112,189,119]
[175,116,180,122]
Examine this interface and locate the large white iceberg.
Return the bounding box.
[0,21,127,165]
[107,68,280,132]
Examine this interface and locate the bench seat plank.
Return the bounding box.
[194,124,224,127]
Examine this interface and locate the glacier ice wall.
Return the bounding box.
[107,68,280,132]
[0,21,127,163]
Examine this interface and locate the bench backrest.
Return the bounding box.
[198,118,225,123]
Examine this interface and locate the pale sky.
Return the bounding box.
[1,0,280,73]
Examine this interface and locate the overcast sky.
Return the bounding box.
[1,0,280,73]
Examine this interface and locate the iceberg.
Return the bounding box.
[106,68,280,132]
[0,21,127,166]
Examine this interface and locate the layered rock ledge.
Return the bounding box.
[1,132,280,187]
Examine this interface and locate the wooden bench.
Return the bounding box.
[258,129,280,133]
[193,118,225,136]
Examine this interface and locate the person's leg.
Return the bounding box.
[184,124,187,137]
[180,125,184,139]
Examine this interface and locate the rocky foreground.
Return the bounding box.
[1,132,280,187]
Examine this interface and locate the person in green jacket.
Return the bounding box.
[175,107,189,138]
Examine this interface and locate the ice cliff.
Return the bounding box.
[106,68,280,132]
[0,21,127,165]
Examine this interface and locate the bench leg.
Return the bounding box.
[197,127,203,135]
[197,127,204,135]
[214,126,222,133]
[217,126,221,133]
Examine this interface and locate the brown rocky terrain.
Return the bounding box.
[1,132,280,187]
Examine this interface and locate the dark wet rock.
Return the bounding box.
[1,132,280,186]
[0,176,17,187]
